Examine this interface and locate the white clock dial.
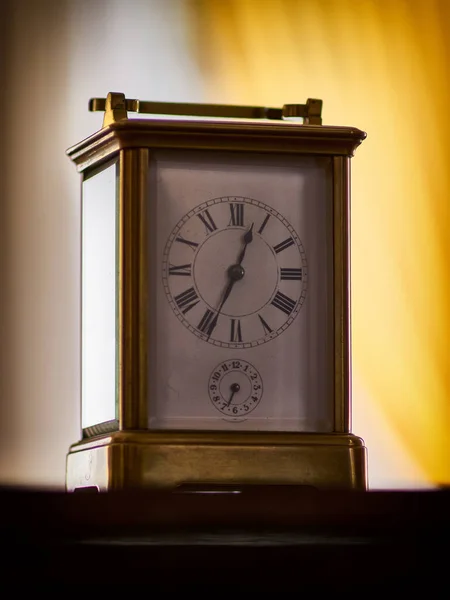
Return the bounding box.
[208,359,263,418]
[149,151,334,433]
[162,197,308,348]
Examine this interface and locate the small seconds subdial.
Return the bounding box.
[208,359,263,418]
[162,196,308,348]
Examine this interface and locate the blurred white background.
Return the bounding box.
[0,0,206,487]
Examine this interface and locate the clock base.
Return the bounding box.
[66,431,367,492]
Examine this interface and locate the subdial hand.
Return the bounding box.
[227,382,240,406]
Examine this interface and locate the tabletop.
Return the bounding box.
[1,484,448,589]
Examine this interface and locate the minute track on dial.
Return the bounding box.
[162,196,308,348]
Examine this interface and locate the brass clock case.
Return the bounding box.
[66,94,367,491]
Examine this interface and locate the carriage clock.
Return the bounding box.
[65,92,368,491]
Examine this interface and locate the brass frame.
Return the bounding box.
[333,156,352,433]
[119,148,149,431]
[89,92,323,127]
[66,108,367,492]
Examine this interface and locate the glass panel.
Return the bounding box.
[148,150,334,432]
[81,162,118,429]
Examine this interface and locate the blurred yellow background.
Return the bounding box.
[0,0,447,489]
[189,0,450,485]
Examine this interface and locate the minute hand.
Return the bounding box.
[216,278,236,315]
[206,223,254,339]
[205,278,235,339]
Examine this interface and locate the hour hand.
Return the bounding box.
[237,222,254,265]
[243,223,254,245]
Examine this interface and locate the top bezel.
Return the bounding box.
[66,117,367,173]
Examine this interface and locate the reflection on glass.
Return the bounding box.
[149,151,334,432]
[81,162,117,429]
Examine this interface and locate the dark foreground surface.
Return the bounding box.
[1,484,448,589]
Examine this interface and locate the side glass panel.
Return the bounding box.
[81,161,118,430]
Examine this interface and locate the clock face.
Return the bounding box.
[208,359,263,418]
[149,150,334,433]
[162,196,308,349]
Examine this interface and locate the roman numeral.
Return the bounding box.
[197,209,217,234]
[168,263,192,276]
[280,267,302,280]
[229,203,244,227]
[175,235,199,251]
[258,314,273,335]
[174,287,199,314]
[230,319,243,342]
[273,237,295,254]
[198,309,217,335]
[271,291,296,315]
[258,213,270,235]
